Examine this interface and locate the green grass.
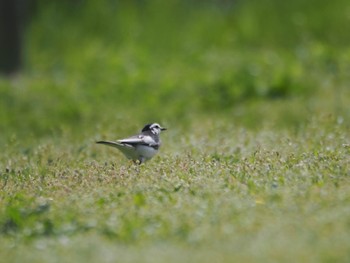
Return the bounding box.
[1,0,350,262]
[1,117,350,262]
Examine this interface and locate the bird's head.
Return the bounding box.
[142,123,167,135]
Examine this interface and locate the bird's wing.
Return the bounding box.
[118,135,156,146]
[118,136,145,145]
[96,140,138,160]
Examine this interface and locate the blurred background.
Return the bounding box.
[0,0,349,143]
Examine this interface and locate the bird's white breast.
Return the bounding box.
[135,145,158,160]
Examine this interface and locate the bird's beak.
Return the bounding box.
[161,127,167,131]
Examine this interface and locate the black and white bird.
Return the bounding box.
[96,123,167,164]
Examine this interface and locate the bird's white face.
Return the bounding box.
[150,123,166,135]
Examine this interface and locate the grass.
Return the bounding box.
[1,0,350,262]
[1,117,350,262]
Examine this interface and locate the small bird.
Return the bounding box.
[96,123,167,164]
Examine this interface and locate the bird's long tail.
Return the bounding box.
[96,140,123,148]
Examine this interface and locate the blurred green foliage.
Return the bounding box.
[0,0,349,140]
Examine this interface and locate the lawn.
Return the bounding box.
[1,0,350,262]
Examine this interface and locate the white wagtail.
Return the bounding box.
[96,123,167,164]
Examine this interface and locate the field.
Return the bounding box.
[1,0,350,262]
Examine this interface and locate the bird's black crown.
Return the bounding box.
[141,123,153,132]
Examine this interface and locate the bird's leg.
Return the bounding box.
[138,157,145,165]
[133,159,142,165]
